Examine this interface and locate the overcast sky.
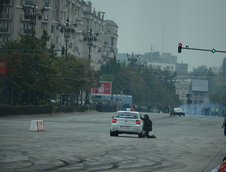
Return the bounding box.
[90,0,226,71]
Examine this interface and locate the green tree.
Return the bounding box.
[209,73,226,106]
[55,57,98,105]
[192,65,214,77]
[222,58,226,76]
[98,57,179,110]
[0,34,57,105]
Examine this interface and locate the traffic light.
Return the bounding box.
[178,43,182,53]
[211,48,216,53]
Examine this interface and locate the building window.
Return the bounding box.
[111,37,114,46]
[166,66,170,70]
[51,25,54,33]
[4,7,9,13]
[43,0,50,7]
[1,21,9,28]
[43,11,48,21]
[56,25,59,31]
[41,23,48,30]
[0,21,9,33]
[55,36,59,44]
[3,36,9,42]
[24,11,31,20]
[3,0,12,5]
[24,0,34,5]
[24,23,30,29]
[23,23,32,34]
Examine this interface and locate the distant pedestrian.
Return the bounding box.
[216,108,219,116]
[212,108,215,116]
[222,114,226,137]
[223,109,225,116]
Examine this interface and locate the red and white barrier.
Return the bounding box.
[29,120,45,131]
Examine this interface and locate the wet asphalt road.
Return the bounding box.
[0,111,225,172]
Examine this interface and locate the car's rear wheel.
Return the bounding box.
[110,131,114,136]
[110,131,118,136]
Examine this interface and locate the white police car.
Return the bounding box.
[110,109,145,138]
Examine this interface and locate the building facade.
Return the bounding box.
[0,0,118,70]
[176,63,188,75]
[175,74,210,106]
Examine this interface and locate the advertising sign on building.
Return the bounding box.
[192,79,208,92]
[91,81,112,95]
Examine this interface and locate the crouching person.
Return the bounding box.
[141,114,156,138]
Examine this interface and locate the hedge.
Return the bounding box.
[0,104,96,116]
[0,104,52,115]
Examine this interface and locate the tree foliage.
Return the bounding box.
[98,58,180,110]
[209,73,226,106]
[222,58,226,76]
[0,33,98,105]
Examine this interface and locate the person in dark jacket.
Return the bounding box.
[222,114,226,137]
[141,114,153,138]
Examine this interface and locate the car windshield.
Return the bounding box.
[116,112,138,119]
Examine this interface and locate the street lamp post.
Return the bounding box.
[59,19,81,59]
[19,4,49,36]
[83,29,99,60]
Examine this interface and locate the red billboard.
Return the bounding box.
[0,62,6,74]
[91,81,112,95]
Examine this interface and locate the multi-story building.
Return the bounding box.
[147,61,176,72]
[175,78,191,104]
[191,79,209,104]
[176,63,188,74]
[175,74,210,106]
[0,0,118,70]
[141,52,178,72]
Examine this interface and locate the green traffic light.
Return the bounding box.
[211,48,216,53]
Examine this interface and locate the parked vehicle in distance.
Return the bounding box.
[110,110,145,138]
[170,107,185,116]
